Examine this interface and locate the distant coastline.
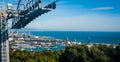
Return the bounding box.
[9,30,120,52]
[13,31,120,44]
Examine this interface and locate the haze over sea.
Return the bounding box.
[30,31,120,44]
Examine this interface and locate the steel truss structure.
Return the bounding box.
[0,0,59,62]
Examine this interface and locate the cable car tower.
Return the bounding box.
[0,0,59,62]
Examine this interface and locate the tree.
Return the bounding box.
[90,46,109,62]
[10,44,120,62]
[115,44,120,62]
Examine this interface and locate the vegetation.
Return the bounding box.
[10,44,120,62]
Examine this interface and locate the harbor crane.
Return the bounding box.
[0,0,59,62]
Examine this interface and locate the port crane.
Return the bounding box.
[0,0,59,62]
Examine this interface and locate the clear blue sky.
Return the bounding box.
[2,0,120,31]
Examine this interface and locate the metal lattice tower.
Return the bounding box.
[0,0,9,62]
[0,0,59,62]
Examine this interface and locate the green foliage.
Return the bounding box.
[90,46,109,62]
[115,44,120,62]
[10,44,120,62]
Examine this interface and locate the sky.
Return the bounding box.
[1,0,120,31]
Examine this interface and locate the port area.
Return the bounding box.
[9,31,117,52]
[9,32,81,51]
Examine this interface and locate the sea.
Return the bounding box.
[30,31,120,44]
[16,31,120,51]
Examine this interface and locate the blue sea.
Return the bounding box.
[17,43,65,51]
[30,31,120,44]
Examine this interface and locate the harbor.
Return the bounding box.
[9,31,82,51]
[9,31,118,51]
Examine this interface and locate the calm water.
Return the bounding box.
[30,31,120,44]
[17,43,65,51]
